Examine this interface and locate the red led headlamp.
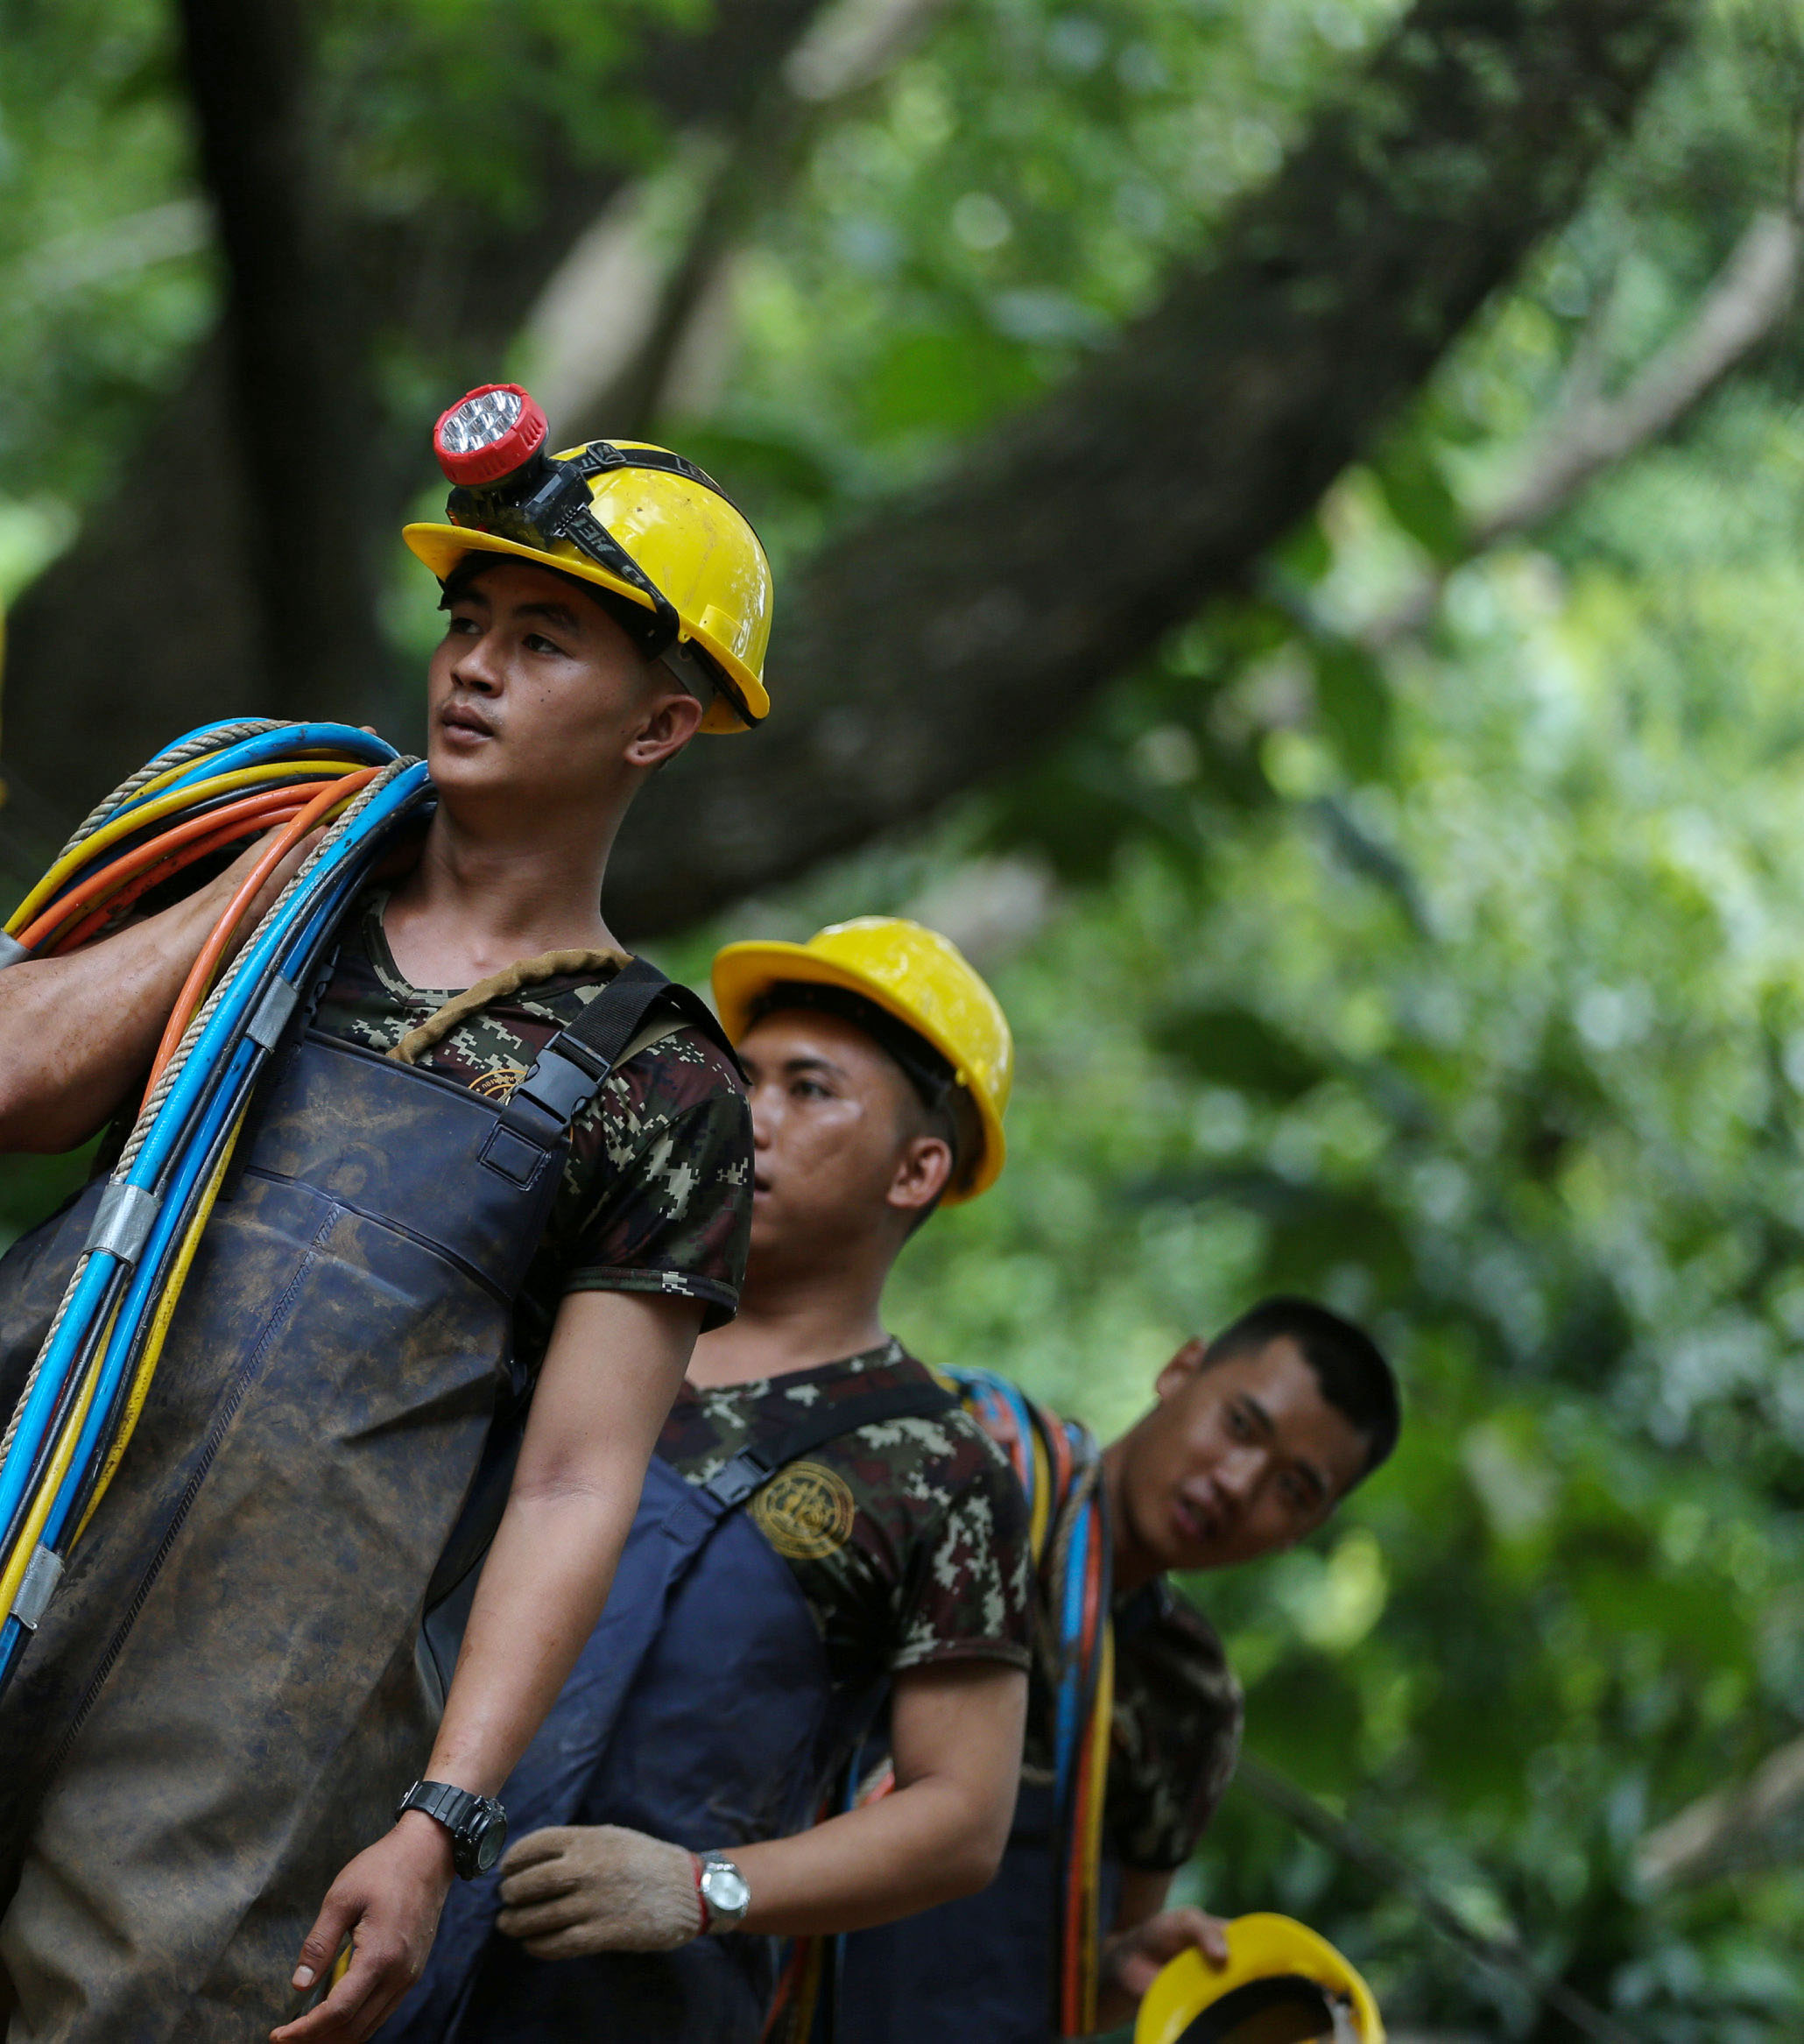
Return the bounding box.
[433,384,548,488]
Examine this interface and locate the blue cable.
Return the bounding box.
[0,817,418,1676]
[115,724,396,815]
[0,876,343,1658]
[0,771,430,1677]
[121,766,428,1195]
[1054,1502,1090,1798]
[0,764,429,1578]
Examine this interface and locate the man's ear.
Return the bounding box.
[625,684,707,772]
[1153,1336,1209,1405]
[886,1132,954,1220]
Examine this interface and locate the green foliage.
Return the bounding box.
[0,0,697,577]
[668,8,1804,2033]
[0,0,207,551]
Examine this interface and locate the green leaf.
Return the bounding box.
[1372,441,1467,564]
[859,327,1040,437]
[1148,1003,1330,1098]
[1312,640,1392,780]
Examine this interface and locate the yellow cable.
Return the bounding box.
[73,1115,244,1544]
[153,789,363,1047]
[1075,1620,1116,2033]
[1028,1430,1053,1561]
[125,742,358,809]
[0,1110,244,1612]
[0,1300,121,1618]
[5,761,364,934]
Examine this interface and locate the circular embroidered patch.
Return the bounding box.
[469,1067,524,1100]
[753,1461,856,1560]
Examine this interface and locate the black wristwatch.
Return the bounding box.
[395,1779,509,1879]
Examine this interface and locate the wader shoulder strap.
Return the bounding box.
[560,956,743,1080]
[697,1379,958,1511]
[476,956,739,1186]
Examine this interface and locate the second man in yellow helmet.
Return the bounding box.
[377,918,1036,2044]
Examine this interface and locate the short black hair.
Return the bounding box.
[1205,1295,1400,1479]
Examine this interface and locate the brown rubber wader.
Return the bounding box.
[0,958,699,2042]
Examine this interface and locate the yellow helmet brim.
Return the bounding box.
[1135,1917,1385,2044]
[401,521,770,734]
[711,939,1006,1202]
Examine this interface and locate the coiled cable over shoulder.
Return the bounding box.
[0,720,434,1696]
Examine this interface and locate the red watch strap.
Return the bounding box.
[690,1852,708,1935]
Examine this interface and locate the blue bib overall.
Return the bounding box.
[381,1378,955,2044]
[834,1782,1122,2043]
[0,956,714,2044]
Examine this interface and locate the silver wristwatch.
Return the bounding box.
[696,1852,751,1933]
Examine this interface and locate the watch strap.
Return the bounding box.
[394,1779,505,1879]
[396,1779,479,1833]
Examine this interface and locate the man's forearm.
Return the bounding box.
[730,1779,1004,1937]
[422,1483,639,1796]
[420,1287,704,1800]
[0,833,302,1152]
[728,1657,1027,1936]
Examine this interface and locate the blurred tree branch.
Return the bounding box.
[607,0,1694,934]
[557,0,956,438]
[1636,1733,1804,1891]
[1365,137,1804,645]
[1237,1756,1645,2044]
[173,0,388,711]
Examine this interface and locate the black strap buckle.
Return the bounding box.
[706,1448,778,1510]
[510,1040,606,1124]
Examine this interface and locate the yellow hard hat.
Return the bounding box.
[1136,1915,1385,2044]
[711,916,1012,1202]
[404,384,772,734]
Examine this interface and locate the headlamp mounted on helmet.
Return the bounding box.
[431,384,750,722]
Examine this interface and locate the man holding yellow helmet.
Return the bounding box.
[377,917,1036,2044]
[0,385,771,2044]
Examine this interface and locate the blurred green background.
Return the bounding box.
[4,0,1804,2035]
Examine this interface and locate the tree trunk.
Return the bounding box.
[0,0,826,833]
[604,0,1691,937]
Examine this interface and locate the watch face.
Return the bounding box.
[703,1862,750,1917]
[472,1804,508,1874]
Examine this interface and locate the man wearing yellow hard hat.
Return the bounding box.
[0,385,772,2042]
[377,918,1035,2044]
[838,1298,1400,2041]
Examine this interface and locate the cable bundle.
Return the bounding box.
[953,1370,1114,2038]
[0,719,433,1697]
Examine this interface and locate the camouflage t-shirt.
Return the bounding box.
[1104,1579,1244,1871]
[313,889,752,1365]
[657,1340,1034,1696]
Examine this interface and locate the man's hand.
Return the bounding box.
[269,1815,454,2043]
[496,1825,702,1959]
[1102,1906,1230,2007]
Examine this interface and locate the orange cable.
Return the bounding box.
[145,769,376,1095]
[19,783,312,952]
[49,803,308,954]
